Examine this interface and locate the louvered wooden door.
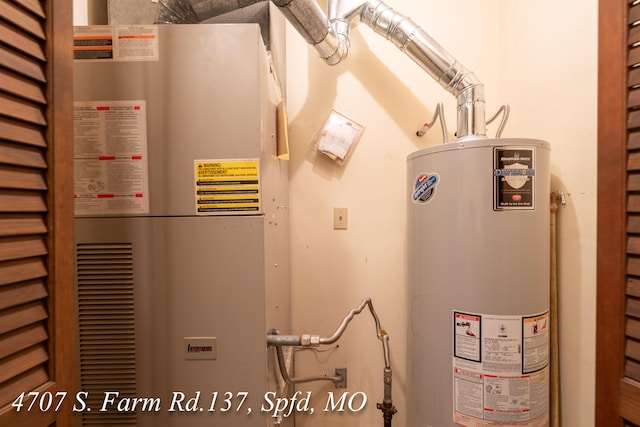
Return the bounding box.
[0,1,75,426]
[598,0,640,425]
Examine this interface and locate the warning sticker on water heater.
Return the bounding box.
[494,147,535,210]
[452,310,550,427]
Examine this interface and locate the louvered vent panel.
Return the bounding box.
[629,0,640,386]
[77,243,137,426]
[0,0,51,412]
[623,2,640,423]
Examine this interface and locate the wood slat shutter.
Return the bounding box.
[598,0,640,425]
[624,0,640,423]
[0,1,75,426]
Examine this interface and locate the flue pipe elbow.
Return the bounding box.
[273,0,349,64]
[456,84,486,140]
[360,0,486,139]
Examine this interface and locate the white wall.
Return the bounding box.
[72,0,598,424]
[73,0,88,25]
[285,1,597,426]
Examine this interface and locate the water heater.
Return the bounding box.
[406,138,550,426]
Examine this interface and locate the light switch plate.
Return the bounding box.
[334,208,348,230]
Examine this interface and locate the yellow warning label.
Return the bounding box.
[194,159,260,215]
[195,160,258,179]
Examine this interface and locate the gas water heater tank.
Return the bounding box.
[407,138,551,427]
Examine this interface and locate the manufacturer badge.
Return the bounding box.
[412,173,439,204]
[493,147,535,210]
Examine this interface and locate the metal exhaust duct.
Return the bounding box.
[272,0,348,65]
[359,0,485,139]
[156,0,266,23]
[154,0,486,138]
[272,0,486,139]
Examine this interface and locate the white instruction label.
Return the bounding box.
[452,311,549,426]
[74,101,149,215]
[74,25,159,62]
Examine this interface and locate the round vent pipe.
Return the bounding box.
[273,0,487,140]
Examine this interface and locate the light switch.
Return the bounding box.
[334,208,348,230]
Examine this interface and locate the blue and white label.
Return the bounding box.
[412,173,439,204]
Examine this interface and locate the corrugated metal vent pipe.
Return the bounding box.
[272,0,487,139]
[157,0,267,23]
